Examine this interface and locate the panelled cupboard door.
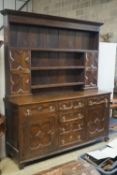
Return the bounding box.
[86,95,110,140]
[19,103,58,160]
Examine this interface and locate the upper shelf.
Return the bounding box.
[31,82,84,89]
[31,66,85,71]
[31,48,98,53]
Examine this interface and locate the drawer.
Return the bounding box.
[87,95,110,107]
[59,131,85,147]
[59,120,84,134]
[59,99,85,112]
[21,102,57,116]
[59,112,84,123]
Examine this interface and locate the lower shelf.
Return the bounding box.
[31,82,84,89]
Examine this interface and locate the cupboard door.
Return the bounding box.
[19,104,57,160]
[84,52,98,89]
[86,95,110,140]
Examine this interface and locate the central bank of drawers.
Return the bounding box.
[58,99,86,147]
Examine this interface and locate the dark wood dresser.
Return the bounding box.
[1,9,110,168]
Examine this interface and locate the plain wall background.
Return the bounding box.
[98,42,117,99]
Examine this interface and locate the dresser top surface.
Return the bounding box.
[6,90,110,106]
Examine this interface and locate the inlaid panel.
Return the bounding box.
[85,52,98,88]
[10,48,30,70]
[10,73,30,95]
[9,48,31,95]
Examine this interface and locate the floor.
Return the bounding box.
[1,129,117,175]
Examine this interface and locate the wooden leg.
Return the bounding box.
[19,163,25,169]
[104,136,109,142]
[0,158,1,175]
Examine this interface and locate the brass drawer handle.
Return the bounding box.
[37,105,55,112]
[25,109,31,116]
[78,113,84,119]
[60,104,73,110]
[60,128,66,132]
[49,105,56,112]
[37,106,43,111]
[74,102,84,109]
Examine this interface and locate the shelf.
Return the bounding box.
[31,48,98,53]
[31,66,85,71]
[31,82,84,89]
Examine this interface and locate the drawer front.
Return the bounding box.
[87,95,110,107]
[59,111,84,124]
[59,118,85,134]
[59,99,85,112]
[21,102,57,118]
[59,131,85,147]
